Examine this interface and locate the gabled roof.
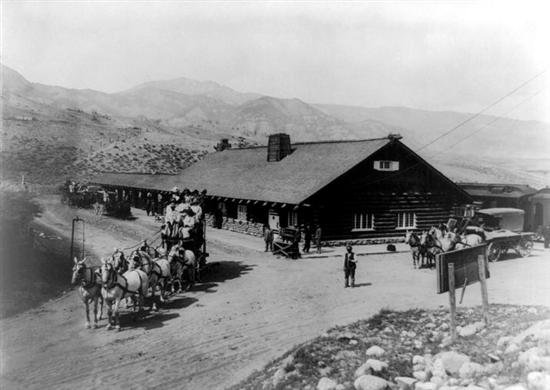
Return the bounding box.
[458,182,537,199]
[91,137,391,204]
[175,138,392,204]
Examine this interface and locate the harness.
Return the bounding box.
[105,268,143,297]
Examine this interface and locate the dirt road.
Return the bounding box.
[1,196,549,390]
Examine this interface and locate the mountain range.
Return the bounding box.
[1,64,549,187]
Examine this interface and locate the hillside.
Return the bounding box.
[1,64,548,187]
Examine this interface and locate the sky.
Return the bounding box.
[2,1,549,122]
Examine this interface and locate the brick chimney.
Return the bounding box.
[214,138,232,151]
[267,133,292,162]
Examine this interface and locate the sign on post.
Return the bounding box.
[436,244,489,294]
[436,243,490,342]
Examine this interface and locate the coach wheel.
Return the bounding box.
[487,242,501,262]
[516,239,533,258]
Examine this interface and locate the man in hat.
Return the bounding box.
[344,245,357,288]
[314,225,322,254]
[302,224,312,253]
[263,224,274,252]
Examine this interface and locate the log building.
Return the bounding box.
[92,133,472,244]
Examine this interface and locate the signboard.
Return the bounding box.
[436,244,489,294]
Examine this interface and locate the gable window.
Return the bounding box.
[353,212,374,231]
[287,211,298,227]
[374,160,399,171]
[237,204,248,221]
[396,212,416,229]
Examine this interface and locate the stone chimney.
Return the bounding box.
[214,138,232,152]
[267,133,292,162]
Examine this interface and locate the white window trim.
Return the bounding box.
[352,212,375,232]
[287,210,298,227]
[374,160,400,171]
[396,211,417,230]
[237,204,247,221]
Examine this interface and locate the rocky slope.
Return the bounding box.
[233,305,550,390]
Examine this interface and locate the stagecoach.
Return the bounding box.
[472,208,535,262]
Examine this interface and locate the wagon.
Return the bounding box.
[474,208,535,262]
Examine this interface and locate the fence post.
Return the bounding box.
[448,262,457,342]
[478,254,490,325]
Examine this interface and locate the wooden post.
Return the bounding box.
[478,254,490,325]
[448,262,457,342]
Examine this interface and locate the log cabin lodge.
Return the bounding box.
[91,133,474,245]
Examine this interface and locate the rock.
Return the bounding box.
[414,340,424,349]
[336,385,346,390]
[272,367,287,387]
[484,362,504,376]
[487,353,500,362]
[282,355,295,371]
[415,382,437,390]
[465,385,485,390]
[435,351,470,376]
[459,362,485,379]
[350,339,359,345]
[413,364,425,372]
[338,332,356,341]
[527,371,550,390]
[413,371,429,382]
[527,307,539,315]
[319,367,333,376]
[429,376,445,387]
[355,363,372,378]
[317,377,338,390]
[519,348,550,371]
[413,355,426,365]
[457,322,485,338]
[366,346,386,357]
[504,385,527,390]
[366,359,389,373]
[504,343,520,355]
[431,358,448,379]
[426,323,436,329]
[395,377,417,390]
[336,350,358,360]
[439,323,450,331]
[497,336,512,348]
[354,374,389,390]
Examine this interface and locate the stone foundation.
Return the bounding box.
[205,213,264,237]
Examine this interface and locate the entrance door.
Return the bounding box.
[534,203,543,229]
[268,209,280,230]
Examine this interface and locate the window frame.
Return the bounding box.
[237,204,248,221]
[396,211,416,230]
[374,160,400,171]
[287,210,298,227]
[352,212,375,232]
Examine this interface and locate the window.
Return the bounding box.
[397,212,416,229]
[374,160,399,171]
[237,204,247,221]
[353,212,374,231]
[287,211,298,227]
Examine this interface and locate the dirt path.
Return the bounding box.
[1,196,550,390]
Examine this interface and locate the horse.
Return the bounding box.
[111,249,128,274]
[448,230,484,250]
[167,245,197,293]
[100,258,148,330]
[128,249,168,310]
[71,257,103,329]
[420,228,446,268]
[404,230,422,268]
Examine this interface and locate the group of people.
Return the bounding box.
[160,188,206,254]
[262,224,323,257]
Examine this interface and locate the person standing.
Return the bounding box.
[543,224,550,249]
[303,224,312,253]
[314,225,322,254]
[263,224,274,252]
[344,245,357,288]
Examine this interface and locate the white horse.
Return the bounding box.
[167,245,196,293]
[71,257,103,329]
[100,259,148,330]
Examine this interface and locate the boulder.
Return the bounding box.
[366,346,386,357]
[497,336,513,348]
[282,354,295,371]
[504,343,520,355]
[415,382,437,390]
[355,363,372,378]
[412,355,425,365]
[395,377,417,390]
[317,377,338,390]
[519,348,550,371]
[435,351,471,375]
[458,362,485,379]
[413,371,429,382]
[366,359,389,373]
[354,374,389,390]
[527,371,550,390]
[272,367,287,387]
[457,322,485,338]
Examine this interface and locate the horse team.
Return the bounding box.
[405,224,483,269]
[71,243,197,330]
